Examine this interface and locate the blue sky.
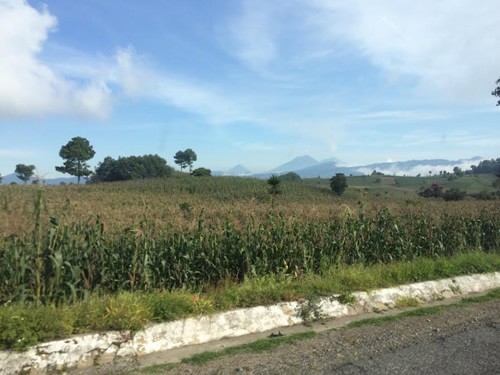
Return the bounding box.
[0,0,499,178]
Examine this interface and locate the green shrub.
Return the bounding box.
[0,305,73,351]
[101,293,152,332]
[443,188,466,201]
[145,292,197,322]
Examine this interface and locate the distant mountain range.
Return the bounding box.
[1,156,485,184]
[221,156,483,178]
[0,173,79,185]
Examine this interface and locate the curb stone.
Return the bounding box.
[1,272,499,374]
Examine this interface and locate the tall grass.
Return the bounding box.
[0,181,498,305]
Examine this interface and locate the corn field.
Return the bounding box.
[0,178,498,305]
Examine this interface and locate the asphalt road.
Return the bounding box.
[329,322,500,374]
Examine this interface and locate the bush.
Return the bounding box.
[330,173,348,196]
[473,190,495,200]
[418,184,444,198]
[0,305,73,351]
[145,292,197,322]
[101,293,152,331]
[443,188,466,201]
[278,172,302,182]
[191,167,212,177]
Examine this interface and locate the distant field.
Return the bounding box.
[306,174,498,199]
[0,174,498,305]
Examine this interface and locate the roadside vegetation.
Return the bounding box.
[0,173,498,351]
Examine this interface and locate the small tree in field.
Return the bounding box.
[267,174,281,208]
[55,137,95,184]
[174,148,197,172]
[330,173,348,196]
[267,174,281,196]
[15,164,35,184]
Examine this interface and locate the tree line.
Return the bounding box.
[1,137,210,185]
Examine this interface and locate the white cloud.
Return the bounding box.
[355,159,479,177]
[303,0,500,103]
[0,1,250,122]
[226,0,500,103]
[0,0,112,118]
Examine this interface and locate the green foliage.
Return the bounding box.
[55,137,95,184]
[453,166,464,177]
[0,305,73,351]
[191,167,211,177]
[100,293,152,331]
[0,175,498,350]
[338,293,356,304]
[418,183,444,198]
[145,292,197,322]
[443,188,467,201]
[0,252,498,351]
[278,172,302,182]
[174,149,197,172]
[93,154,173,182]
[330,173,348,195]
[473,190,497,200]
[1,193,497,306]
[395,296,420,308]
[267,174,281,196]
[470,157,500,175]
[15,164,35,184]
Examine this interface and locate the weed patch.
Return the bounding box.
[182,332,316,365]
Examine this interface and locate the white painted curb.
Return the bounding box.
[1,272,499,374]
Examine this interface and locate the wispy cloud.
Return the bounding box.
[350,110,447,122]
[302,0,500,104]
[400,131,500,147]
[223,0,278,73]
[114,47,258,124]
[0,1,257,124]
[225,0,500,103]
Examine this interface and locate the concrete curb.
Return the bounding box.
[1,272,499,374]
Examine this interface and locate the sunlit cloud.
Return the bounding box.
[0,0,113,118]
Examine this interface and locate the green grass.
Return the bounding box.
[395,297,420,308]
[208,251,500,310]
[460,287,500,304]
[305,173,498,198]
[347,306,447,328]
[139,363,179,374]
[348,287,500,329]
[181,331,316,366]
